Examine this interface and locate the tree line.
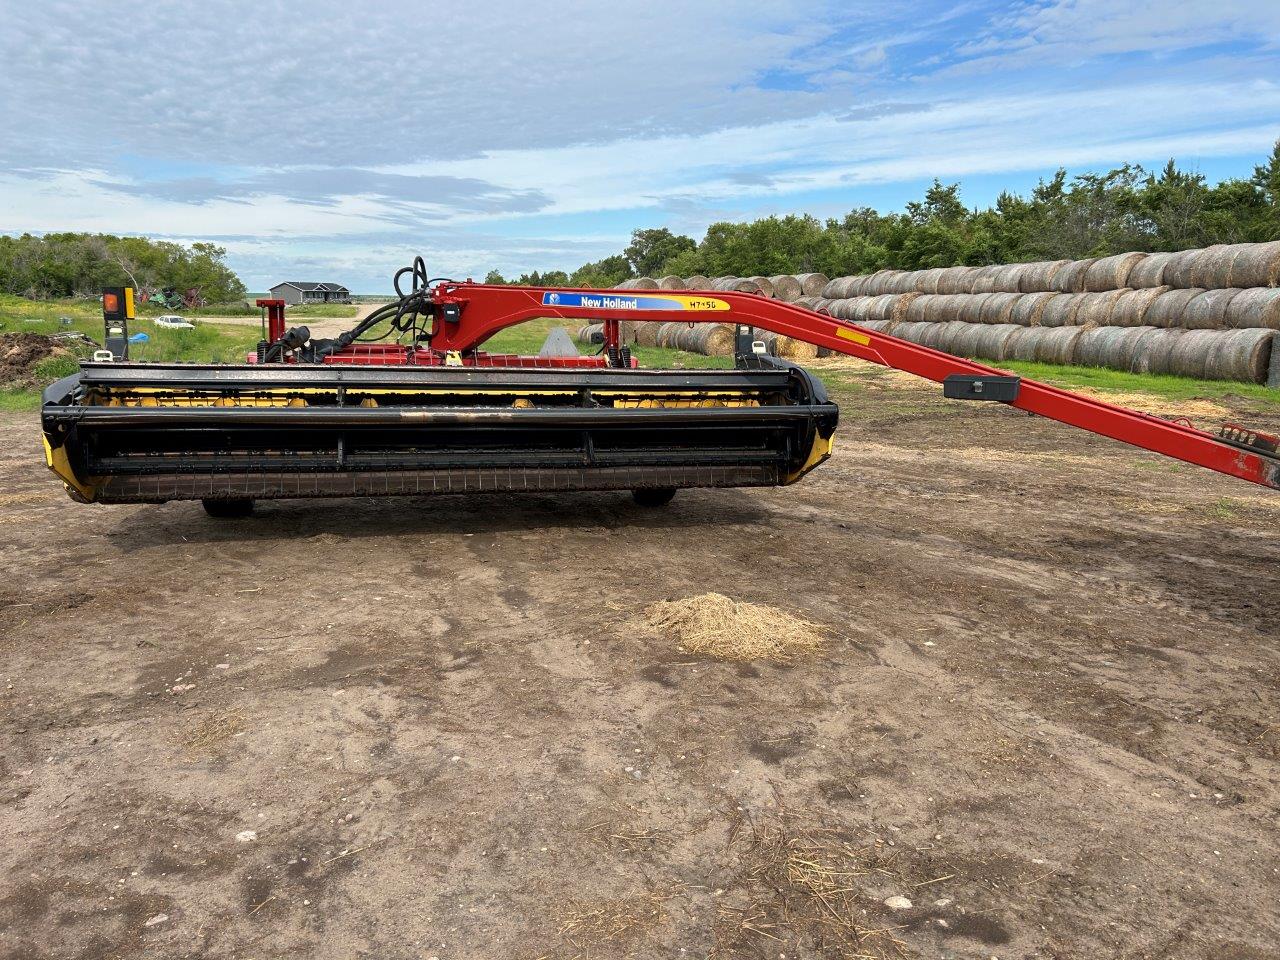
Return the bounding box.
[0,233,247,305]
[487,143,1280,288]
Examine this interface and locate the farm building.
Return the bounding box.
[269,281,352,305]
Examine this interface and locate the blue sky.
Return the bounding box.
[1,0,1278,291]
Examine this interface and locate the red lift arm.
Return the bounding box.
[428,282,1280,491]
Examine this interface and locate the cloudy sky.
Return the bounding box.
[2,0,1278,291]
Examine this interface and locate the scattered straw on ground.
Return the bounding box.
[1071,388,1232,421]
[645,593,823,663]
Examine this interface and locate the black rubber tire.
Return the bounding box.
[632,487,676,507]
[202,498,254,518]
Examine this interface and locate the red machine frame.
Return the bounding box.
[397,282,1280,491]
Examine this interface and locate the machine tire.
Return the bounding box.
[632,487,676,507]
[202,498,254,518]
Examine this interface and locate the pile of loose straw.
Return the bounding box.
[645,593,823,663]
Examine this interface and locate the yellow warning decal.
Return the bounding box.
[836,327,871,345]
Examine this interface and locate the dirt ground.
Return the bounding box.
[2,373,1279,959]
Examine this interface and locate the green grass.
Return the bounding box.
[996,360,1280,408]
[273,303,364,318]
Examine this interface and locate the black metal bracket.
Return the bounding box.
[943,374,1021,403]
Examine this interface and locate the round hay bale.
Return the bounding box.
[1126,252,1176,288]
[890,292,922,323]
[958,293,994,324]
[862,270,899,296]
[1084,252,1147,291]
[712,277,761,294]
[576,323,604,344]
[1049,259,1096,293]
[767,275,804,302]
[972,324,1021,361]
[891,321,929,345]
[1179,288,1243,329]
[1222,287,1280,329]
[793,295,820,311]
[1167,329,1222,378]
[1142,287,1205,327]
[1006,326,1046,361]
[1018,260,1070,292]
[866,294,900,322]
[1032,326,1084,364]
[923,294,963,323]
[655,321,685,347]
[948,322,986,358]
[748,276,776,298]
[905,295,935,323]
[1074,326,1132,368]
[657,275,687,290]
[1203,328,1274,383]
[794,273,829,297]
[775,335,818,360]
[1226,241,1280,288]
[684,275,711,289]
[677,323,735,356]
[634,321,661,347]
[935,266,978,294]
[992,264,1027,293]
[1162,249,1201,288]
[821,276,852,299]
[1130,329,1184,375]
[1109,286,1168,327]
[919,321,959,352]
[970,265,1004,293]
[915,268,946,294]
[1188,244,1242,289]
[616,277,659,290]
[1009,291,1058,326]
[1073,289,1127,327]
[979,291,1020,325]
[617,319,638,344]
[1039,293,1085,327]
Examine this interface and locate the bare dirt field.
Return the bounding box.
[2,373,1279,959]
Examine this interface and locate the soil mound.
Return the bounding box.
[0,332,73,387]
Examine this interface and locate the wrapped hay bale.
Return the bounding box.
[684,275,711,289]
[1084,252,1147,291]
[1009,291,1058,326]
[1039,293,1085,327]
[767,275,804,302]
[674,323,735,356]
[576,323,604,344]
[924,294,964,323]
[1143,287,1205,327]
[712,277,761,293]
[972,324,1022,361]
[824,273,855,296]
[1226,241,1280,287]
[958,293,994,324]
[1131,328,1184,375]
[979,292,1020,325]
[936,266,979,294]
[970,265,1005,293]
[1204,328,1274,383]
[1018,260,1070,292]
[657,275,687,290]
[949,322,987,358]
[1179,288,1243,329]
[862,270,901,295]
[1032,326,1085,364]
[616,277,659,290]
[992,264,1027,293]
[1073,289,1128,327]
[1162,249,1201,288]
[748,276,776,298]
[1109,286,1168,327]
[1126,252,1176,288]
[655,321,685,347]
[1049,259,1096,293]
[795,273,829,297]
[1223,287,1280,329]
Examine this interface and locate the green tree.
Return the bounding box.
[624,228,696,276]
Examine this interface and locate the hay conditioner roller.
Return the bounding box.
[41,257,1280,515]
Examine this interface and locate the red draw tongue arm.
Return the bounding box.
[432,283,1280,491]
